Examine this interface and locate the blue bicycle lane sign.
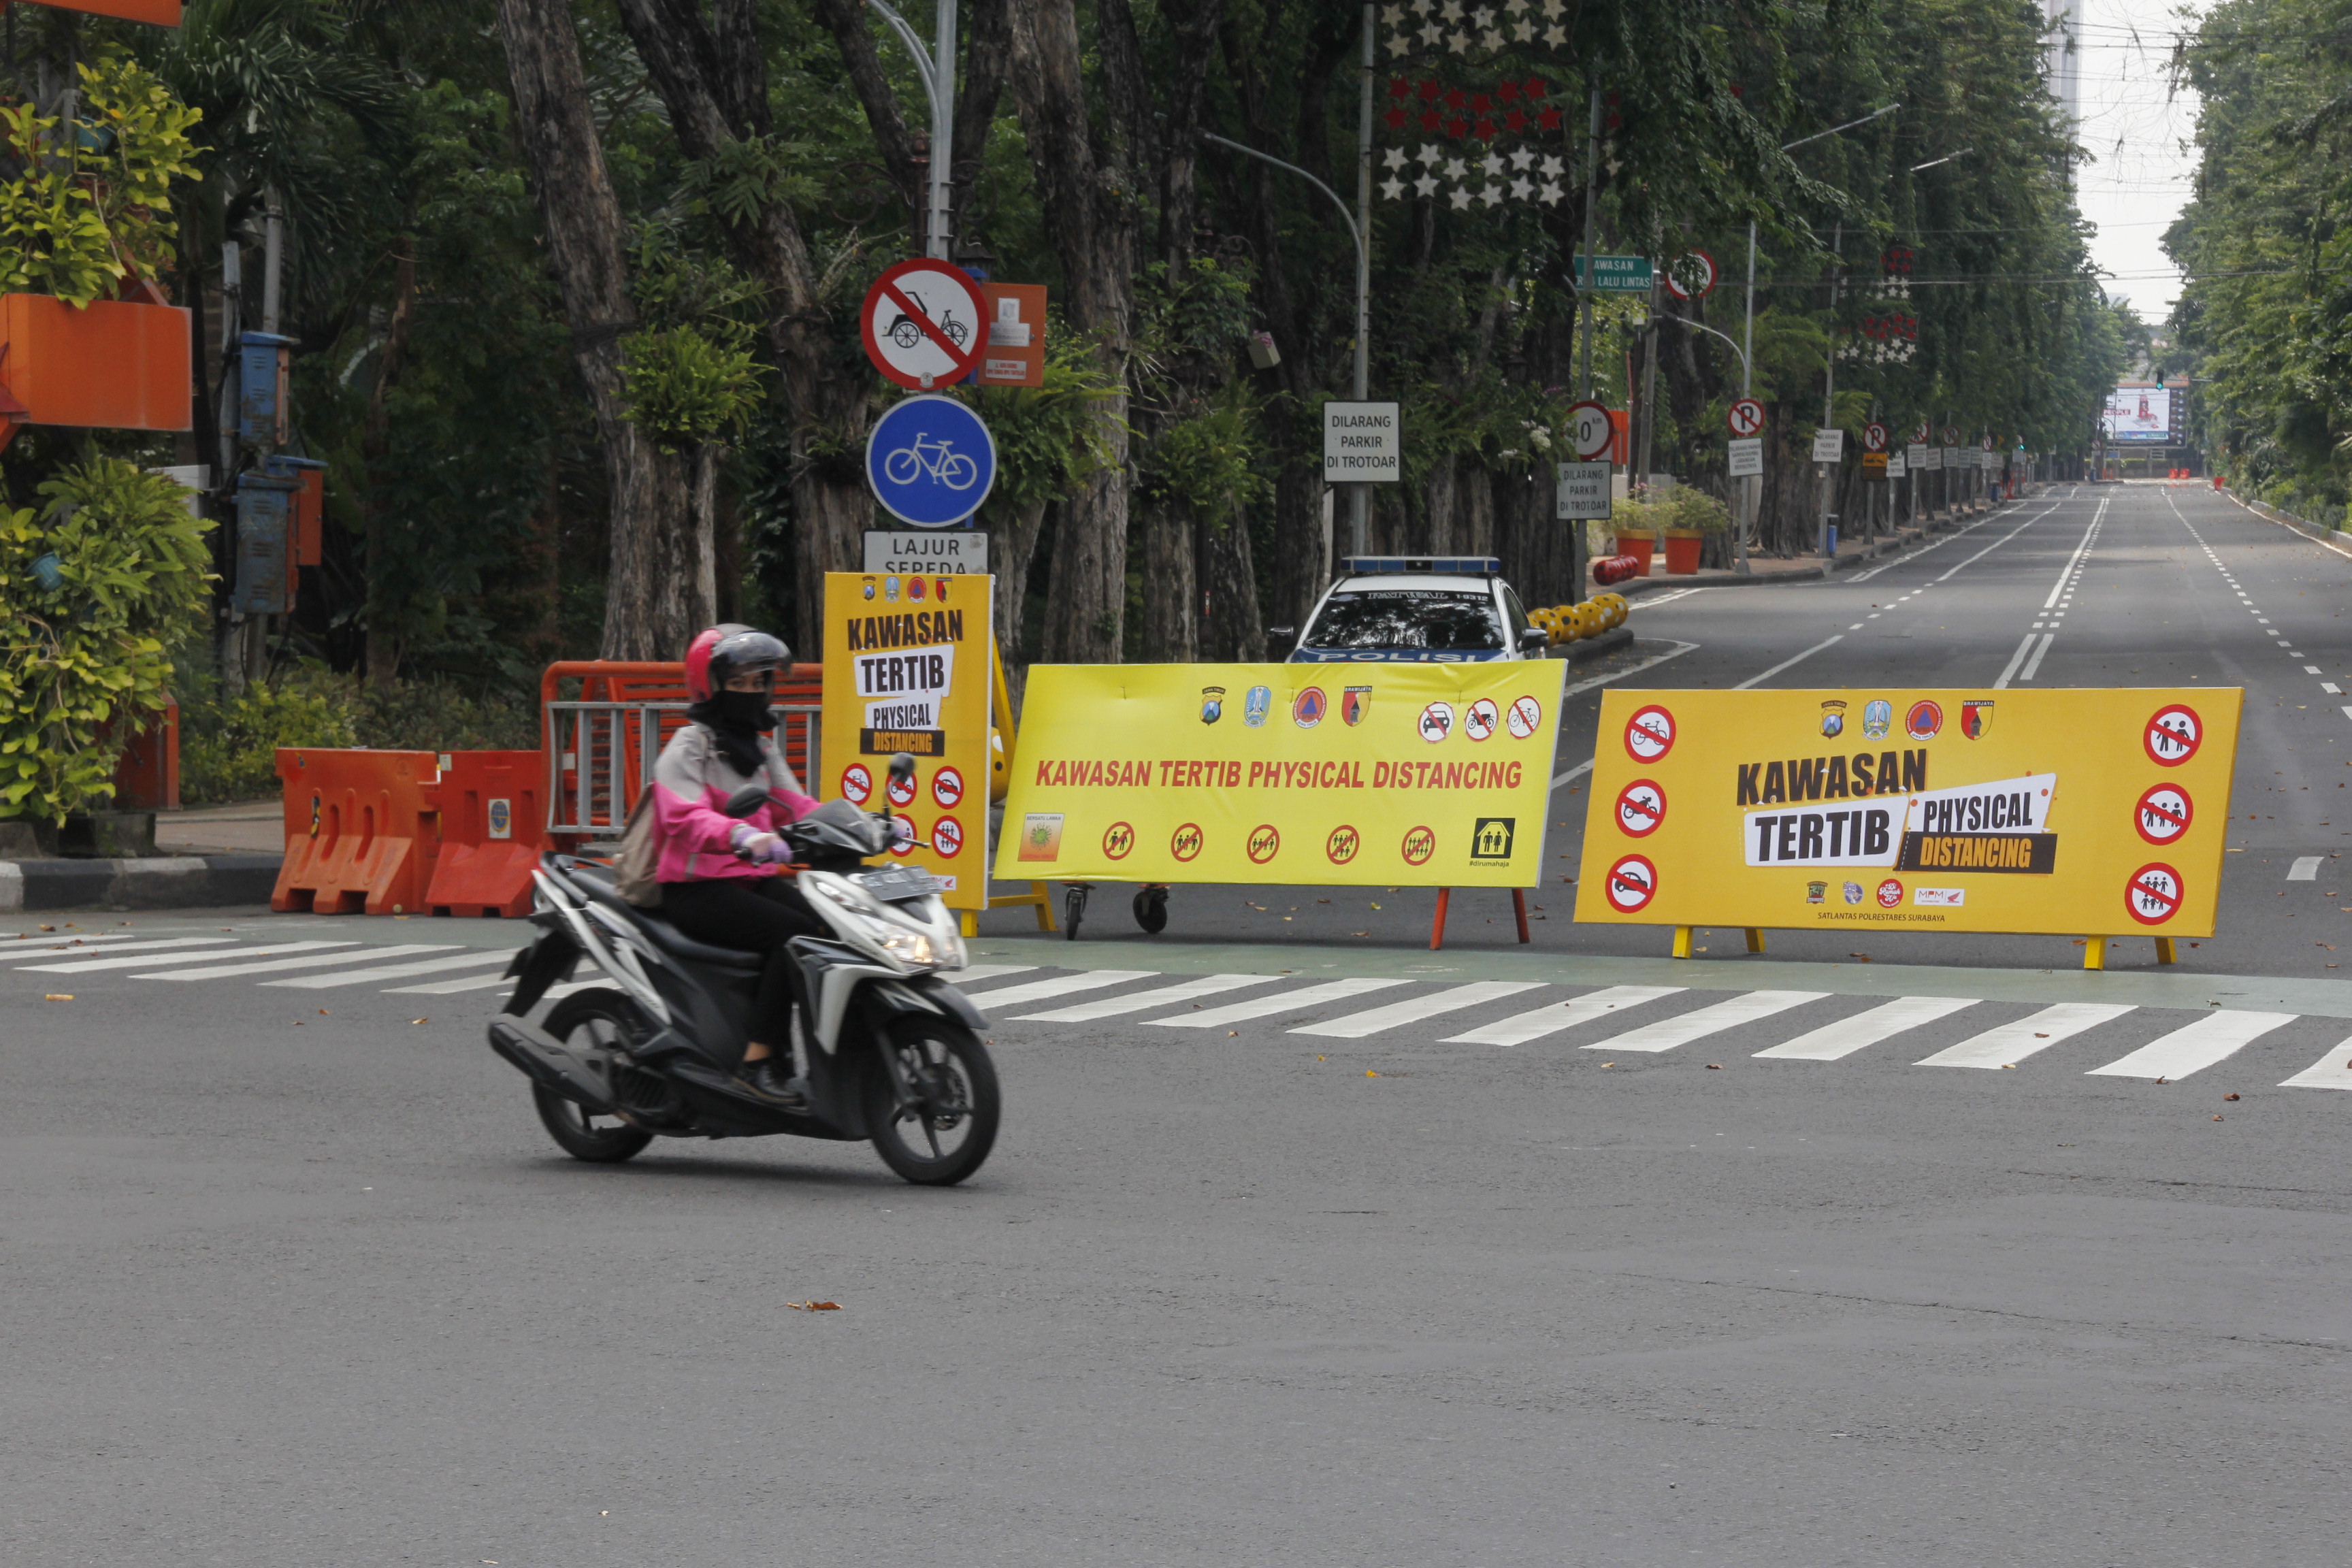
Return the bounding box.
[865,394,997,527]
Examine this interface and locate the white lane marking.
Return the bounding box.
[1754,996,1980,1061]
[2282,1039,2352,1089]
[1635,587,1706,607]
[1292,980,1549,1039]
[2327,684,2342,695]
[2340,706,2352,723]
[2087,1010,2298,1081]
[1992,632,2038,689]
[1734,636,1844,691]
[2289,857,2323,881]
[1915,1002,2136,1068]
[1561,640,1701,700]
[137,944,459,980]
[18,941,359,973]
[3,935,230,960]
[953,964,1039,984]
[1015,973,1279,1022]
[2042,520,2100,608]
[3,932,142,950]
[1581,990,1828,1054]
[1550,758,1594,790]
[2307,665,2325,674]
[265,950,519,988]
[1446,984,1686,1046]
[1931,506,2058,583]
[1146,976,1411,1028]
[958,969,1160,1009]
[386,970,519,996]
[2017,632,2057,683]
[536,980,602,1003]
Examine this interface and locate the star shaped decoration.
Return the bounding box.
[1537,180,1565,204]
[1383,106,1409,129]
[1449,186,1473,210]
[1445,157,1469,180]
[1384,146,1410,169]
[1505,108,1527,133]
[1539,154,1564,177]
[1483,26,1505,49]
[1420,18,1445,44]
[1419,142,1443,165]
[1515,18,1536,41]
[1388,76,1412,99]
[1414,172,1441,197]
[1381,176,1406,200]
[1473,117,1497,140]
[1480,182,1505,207]
[1469,4,1492,26]
[1412,0,1434,12]
[1482,151,1505,175]
[1524,76,1549,98]
[1446,28,1469,52]
[1511,176,1534,200]
[1382,3,1405,23]
[1503,0,1526,12]
[1538,105,1563,129]
[1540,0,1563,14]
[1509,146,1536,170]
[1441,0,1462,18]
[1544,21,1567,45]
[1418,78,1442,100]
[1387,32,1411,56]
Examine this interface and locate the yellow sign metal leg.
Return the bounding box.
[1672,925,1694,960]
[2083,938,2107,971]
[2154,936,2177,965]
[1745,928,1765,953]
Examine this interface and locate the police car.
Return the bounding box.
[1273,556,1550,664]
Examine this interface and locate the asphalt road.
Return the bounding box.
[10,481,2352,1565]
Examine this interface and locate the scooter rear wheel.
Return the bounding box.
[532,990,656,1163]
[864,1016,1000,1186]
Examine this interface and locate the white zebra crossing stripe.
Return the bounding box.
[135,944,459,980]
[1292,980,1548,1039]
[1014,973,1277,1022]
[953,964,1039,985]
[263,950,520,989]
[1915,1002,2136,1068]
[1443,984,1685,1046]
[961,969,1159,1009]
[1146,976,1411,1029]
[2281,1039,2352,1089]
[2085,1009,2297,1081]
[385,969,522,996]
[19,941,357,973]
[5,932,144,951]
[9,935,241,964]
[2289,857,2323,881]
[1580,990,1827,1054]
[1754,996,1980,1061]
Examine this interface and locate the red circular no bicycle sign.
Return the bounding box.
[1616,779,1667,838]
[2126,862,2184,926]
[1625,704,1676,762]
[1605,853,1658,913]
[2144,704,2202,767]
[860,258,986,390]
[2134,783,2193,846]
[839,763,872,804]
[1727,397,1765,438]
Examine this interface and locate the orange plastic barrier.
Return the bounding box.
[272,749,443,915]
[423,751,544,917]
[540,659,823,832]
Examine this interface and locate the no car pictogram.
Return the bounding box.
[1625,704,1676,762]
[1616,779,1667,838]
[2134,783,2193,845]
[2125,862,2184,926]
[2144,704,2202,767]
[1604,854,1658,913]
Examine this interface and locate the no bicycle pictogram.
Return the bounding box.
[1605,853,1658,913]
[2133,783,2193,845]
[1625,704,1676,762]
[2125,862,2184,926]
[2143,704,2202,767]
[1506,693,1544,739]
[1615,779,1667,838]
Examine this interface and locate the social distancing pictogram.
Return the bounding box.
[2134,783,2191,846]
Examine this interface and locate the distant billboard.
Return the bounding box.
[2103,384,2178,445]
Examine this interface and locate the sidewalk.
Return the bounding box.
[1605,502,2003,596]
[154,799,285,855]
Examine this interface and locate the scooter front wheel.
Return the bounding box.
[532,990,655,1163]
[864,1015,1000,1186]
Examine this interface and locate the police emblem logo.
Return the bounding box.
[1343,685,1372,726]
[1820,699,1847,738]
[1961,700,1993,738]
[862,576,878,600]
[1243,685,1273,728]
[1200,685,1226,724]
[1861,699,1892,740]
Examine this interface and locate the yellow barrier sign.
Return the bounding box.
[1573,687,2242,936]
[994,662,1568,885]
[819,570,994,911]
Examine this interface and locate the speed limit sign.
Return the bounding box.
[1665,250,1718,301]
[1727,397,1765,437]
[1569,400,1614,461]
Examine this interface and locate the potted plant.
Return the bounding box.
[1657,485,1733,575]
[1607,493,1663,574]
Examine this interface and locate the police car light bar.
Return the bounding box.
[1338,555,1503,576]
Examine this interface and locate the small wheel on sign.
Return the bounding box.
[1063,883,1090,941]
[1133,885,1169,934]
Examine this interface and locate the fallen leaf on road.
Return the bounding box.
[2001,1064,2016,1070]
[1228,1030,1237,1037]
[787,1301,842,1311]
[37,923,52,932]
[1365,1070,1380,1077]
[2224,1092,2240,1101]
[318,1009,329,1015]
[1370,902,1382,910]
[1705,1063,1722,1070]
[42,994,71,1002]
[411,1018,429,1025]
[2214,1114,2225,1122]
[2034,1032,2050,1038]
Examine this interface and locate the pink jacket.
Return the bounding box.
[649,722,819,883]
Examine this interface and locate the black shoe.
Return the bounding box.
[737,1058,808,1111]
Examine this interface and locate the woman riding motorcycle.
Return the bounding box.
[651,625,824,1109]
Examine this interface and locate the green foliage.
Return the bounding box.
[0,103,120,304]
[972,319,1122,515]
[180,663,538,803]
[1139,381,1273,514]
[0,460,212,823]
[620,326,764,450]
[76,53,206,284]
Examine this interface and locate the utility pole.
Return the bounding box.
[1818,220,1840,559]
[1578,78,1600,399]
[867,0,957,259]
[1737,220,1754,574]
[1353,2,1373,555]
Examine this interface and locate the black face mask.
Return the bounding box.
[688,686,772,775]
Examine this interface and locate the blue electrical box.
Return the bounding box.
[233,472,299,615]
[238,331,295,447]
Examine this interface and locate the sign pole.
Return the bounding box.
[1818,220,1840,559]
[1737,220,1756,575]
[1354,2,1374,557]
[1578,75,1600,399]
[863,0,957,259]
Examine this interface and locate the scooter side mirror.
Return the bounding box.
[888,751,917,785]
[721,784,770,818]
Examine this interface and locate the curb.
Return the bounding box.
[2217,486,2352,566]
[1607,505,2002,597]
[0,853,281,913]
[1552,625,1633,662]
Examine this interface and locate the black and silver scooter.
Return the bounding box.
[485,755,998,1185]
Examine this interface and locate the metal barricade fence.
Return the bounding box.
[546,700,823,838]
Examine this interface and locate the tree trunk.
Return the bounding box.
[360,240,416,687]
[1007,0,1136,664]
[1135,499,1196,660]
[495,0,694,660]
[1201,504,1266,662]
[988,493,1049,693]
